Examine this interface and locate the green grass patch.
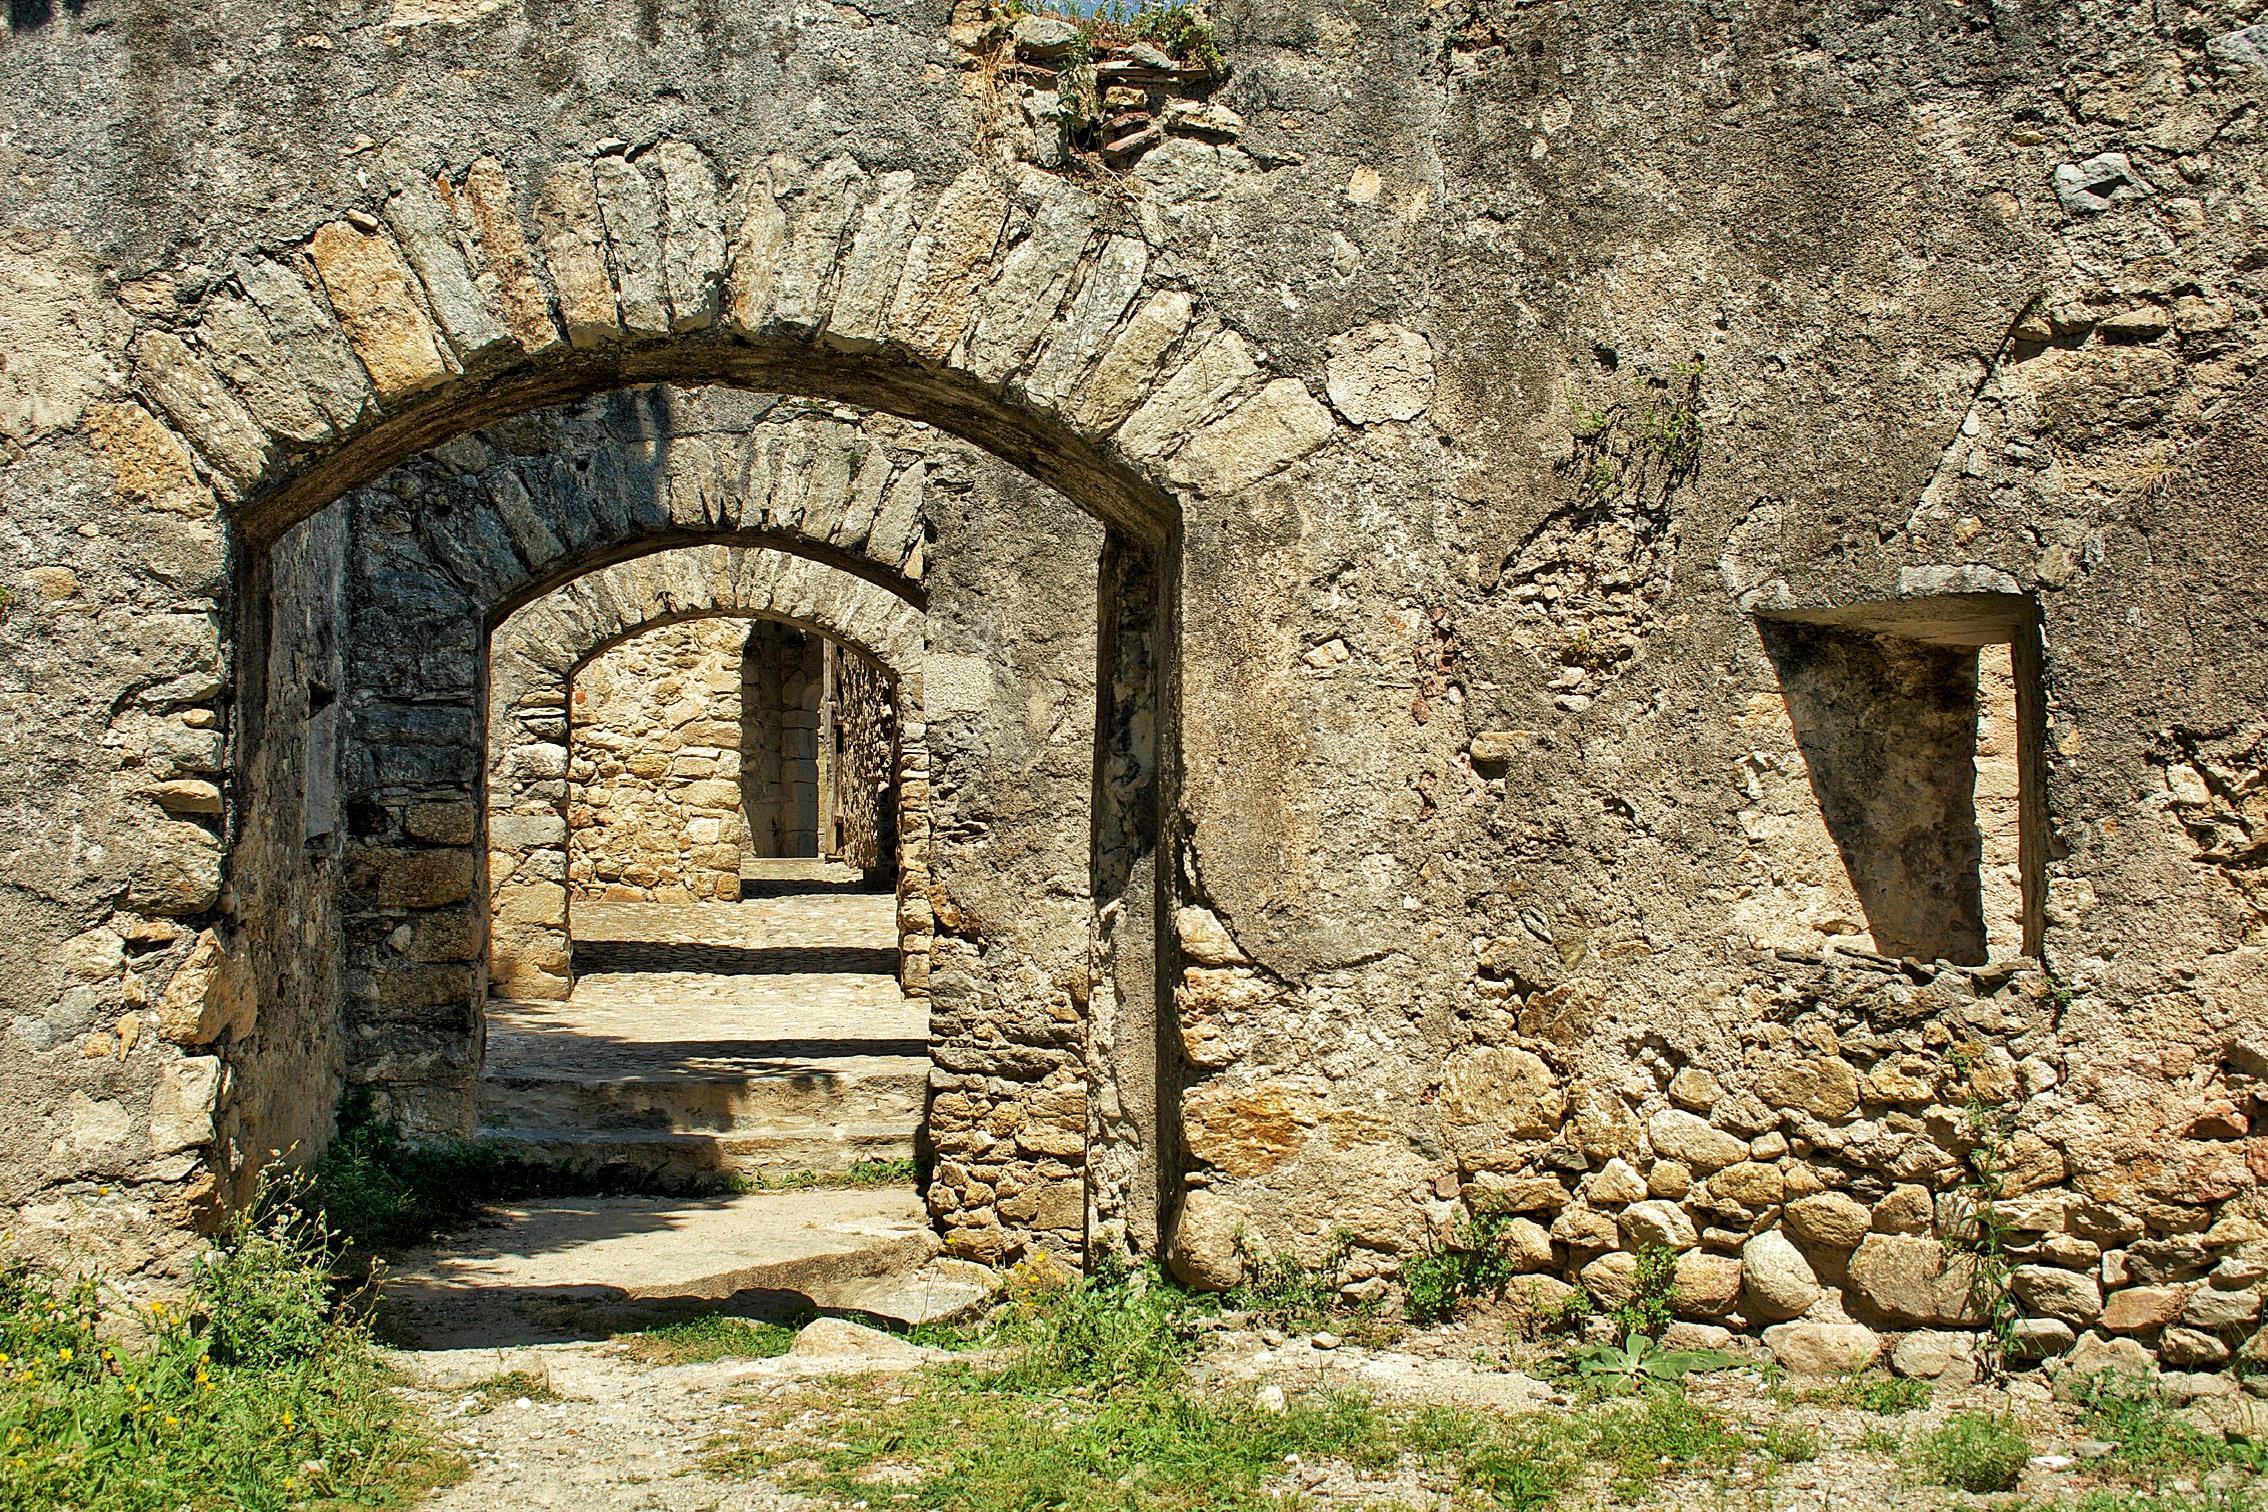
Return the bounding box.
[458,1369,564,1415]
[616,1314,800,1366]
[1780,1372,1931,1415]
[743,1157,918,1193]
[706,1258,1758,1511]
[1908,1409,2031,1494]
[0,1187,455,1511]
[2076,1376,2268,1490]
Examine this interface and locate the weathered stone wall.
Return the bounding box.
[568,618,754,904]
[2,0,2264,1380]
[738,620,825,860]
[832,641,898,875]
[921,449,1107,1262]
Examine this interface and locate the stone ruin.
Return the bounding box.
[2,0,2266,1386]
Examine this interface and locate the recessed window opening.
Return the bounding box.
[1757,593,2047,966]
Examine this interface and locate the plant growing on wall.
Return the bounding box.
[1939,1061,2020,1378]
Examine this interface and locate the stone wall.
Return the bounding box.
[921,449,1108,1263]
[738,620,824,860]
[2,0,2265,1384]
[832,641,897,875]
[568,618,754,905]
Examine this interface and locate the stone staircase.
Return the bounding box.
[478,875,927,1186]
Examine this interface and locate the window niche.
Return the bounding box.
[1756,593,2047,965]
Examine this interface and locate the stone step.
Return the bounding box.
[473,1125,918,1184]
[380,1187,985,1349]
[479,1056,928,1137]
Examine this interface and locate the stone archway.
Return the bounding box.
[54,134,1360,1267]
[485,544,929,1003]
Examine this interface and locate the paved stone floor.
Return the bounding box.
[488,888,924,1084]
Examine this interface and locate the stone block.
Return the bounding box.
[2160,1326,2230,1368]
[1706,1160,1785,1209]
[362,848,476,908]
[149,1055,222,1154]
[303,223,453,402]
[2012,1264,2103,1327]
[383,175,512,363]
[129,331,273,492]
[2101,1284,2193,1334]
[1785,1192,1873,1251]
[1169,378,1337,496]
[1891,1330,1978,1382]
[457,157,563,353]
[1619,1199,1699,1252]
[1763,1322,1881,1375]
[1755,1056,1861,1121]
[1647,1109,1746,1172]
[2182,1283,2261,1330]
[2051,1331,2155,1399]
[1182,1079,1321,1177]
[1742,1231,1822,1321]
[1580,1250,1638,1307]
[1166,1189,1247,1291]
[1442,1046,1566,1152]
[1322,321,1435,426]
[127,821,223,916]
[535,160,621,346]
[1675,1251,1743,1317]
[1847,1234,1983,1327]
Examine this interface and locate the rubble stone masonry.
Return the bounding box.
[0,0,2263,1378]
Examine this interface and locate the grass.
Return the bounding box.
[1908,1409,2031,1493]
[744,1157,917,1193]
[0,1184,456,1511]
[2076,1376,2268,1492]
[704,1257,1760,1511]
[305,1093,707,1255]
[615,1314,800,1366]
[1779,1372,1932,1415]
[458,1369,564,1415]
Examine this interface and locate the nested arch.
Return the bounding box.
[197,139,1352,1260]
[485,545,930,1004]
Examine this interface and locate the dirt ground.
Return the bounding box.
[386,1312,2268,1511]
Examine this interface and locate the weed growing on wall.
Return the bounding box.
[1402,1206,1522,1323]
[1938,1071,2020,1376]
[0,1203,454,1510]
[1608,1243,1683,1340]
[1229,1227,1354,1328]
